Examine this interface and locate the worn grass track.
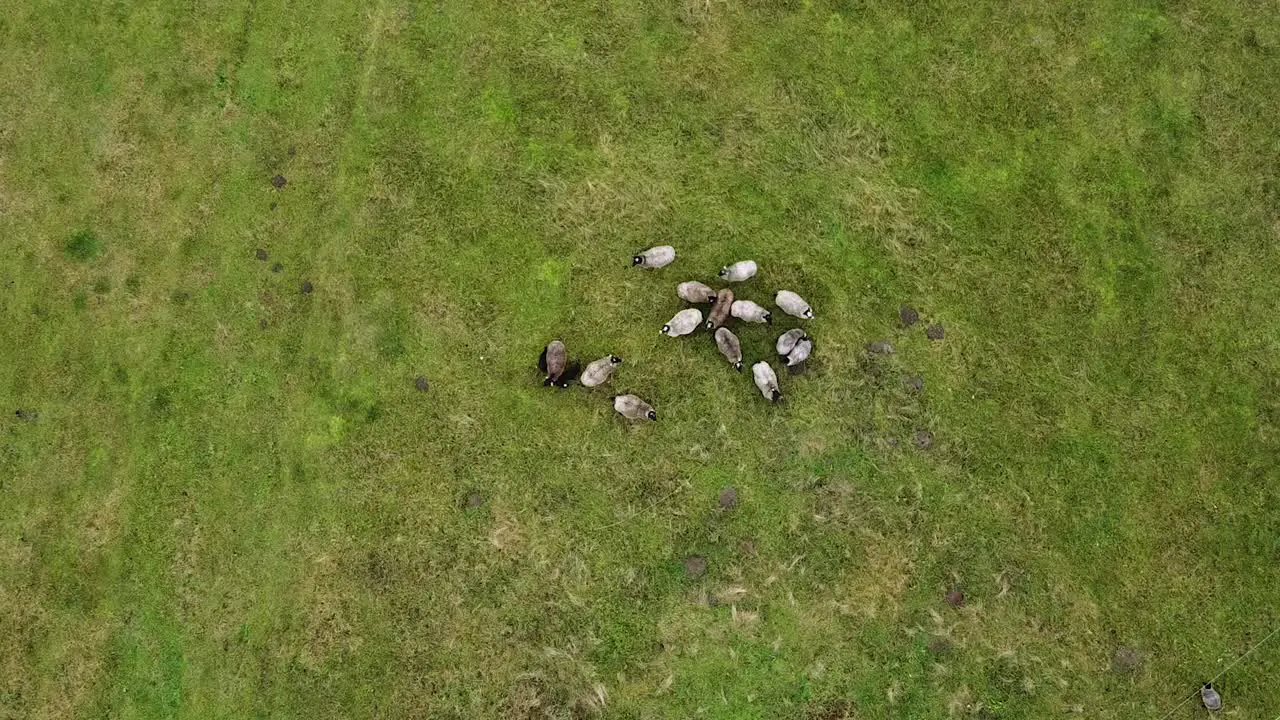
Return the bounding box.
[2,0,1278,717]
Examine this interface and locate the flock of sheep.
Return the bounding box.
[541,250,1236,714]
[537,245,814,421]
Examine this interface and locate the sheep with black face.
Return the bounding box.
[613,394,657,421]
[538,340,580,388]
[752,361,781,402]
[677,281,717,304]
[632,245,676,268]
[775,328,806,358]
[705,288,734,330]
[775,290,813,319]
[580,355,623,388]
[719,260,757,282]
[730,299,771,324]
[714,327,742,371]
[662,308,703,337]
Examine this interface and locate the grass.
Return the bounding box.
[2,0,1278,717]
[63,230,102,263]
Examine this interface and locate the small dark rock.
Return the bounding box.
[899,305,920,326]
[255,248,269,261]
[300,280,314,295]
[464,492,484,509]
[926,323,945,341]
[945,588,965,608]
[684,555,707,579]
[258,318,268,330]
[271,262,283,273]
[414,376,430,392]
[927,635,953,656]
[1111,646,1143,673]
[914,430,934,450]
[904,375,924,392]
[271,174,287,189]
[866,340,894,355]
[718,487,739,510]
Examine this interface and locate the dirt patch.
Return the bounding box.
[899,305,919,327]
[258,318,268,330]
[739,538,757,557]
[271,262,283,273]
[926,323,945,341]
[271,174,287,188]
[866,340,894,355]
[718,487,739,510]
[945,588,965,608]
[414,376,430,392]
[914,430,934,450]
[255,248,269,261]
[300,280,314,295]
[15,409,38,421]
[1111,646,1143,673]
[684,555,707,579]
[904,375,924,392]
[287,145,297,157]
[464,491,484,509]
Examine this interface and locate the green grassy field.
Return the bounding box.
[3,0,1279,717]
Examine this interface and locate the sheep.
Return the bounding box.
[775,328,807,357]
[705,288,734,330]
[786,338,812,368]
[774,290,813,319]
[676,281,717,304]
[632,245,676,268]
[613,394,657,421]
[662,308,703,337]
[1201,684,1222,711]
[730,299,771,324]
[718,260,757,282]
[580,355,623,388]
[751,361,781,402]
[538,340,570,387]
[714,327,743,371]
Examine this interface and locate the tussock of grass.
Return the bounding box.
[64,229,102,262]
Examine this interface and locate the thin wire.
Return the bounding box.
[1156,623,1280,720]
